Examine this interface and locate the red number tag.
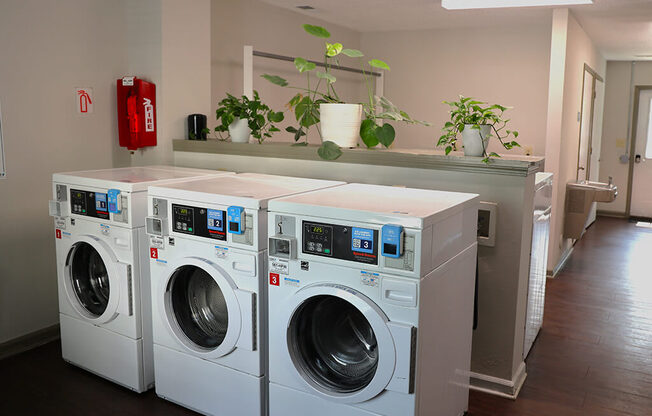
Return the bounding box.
[55,229,62,239]
[150,248,158,259]
[269,273,280,286]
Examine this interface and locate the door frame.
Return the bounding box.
[626,85,652,217]
[575,63,604,181]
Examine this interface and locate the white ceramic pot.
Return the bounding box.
[229,117,251,143]
[461,124,491,157]
[319,103,363,148]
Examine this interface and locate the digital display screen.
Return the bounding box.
[207,209,224,232]
[95,193,107,212]
[310,225,325,234]
[179,208,189,215]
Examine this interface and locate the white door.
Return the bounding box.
[577,70,595,182]
[630,89,652,218]
[281,284,409,404]
[62,235,132,323]
[159,257,255,358]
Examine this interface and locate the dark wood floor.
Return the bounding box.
[469,217,652,415]
[1,218,650,415]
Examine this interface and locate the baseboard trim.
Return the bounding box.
[596,210,627,218]
[469,362,527,399]
[0,324,60,360]
[547,246,574,278]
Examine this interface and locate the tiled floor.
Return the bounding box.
[1,217,650,415]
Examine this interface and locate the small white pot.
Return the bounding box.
[461,124,491,157]
[319,103,363,148]
[229,117,251,143]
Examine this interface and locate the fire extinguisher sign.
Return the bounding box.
[75,88,93,114]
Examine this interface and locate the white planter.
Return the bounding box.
[229,117,251,143]
[319,103,363,148]
[461,124,491,157]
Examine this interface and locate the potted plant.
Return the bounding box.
[213,90,284,143]
[262,24,428,160]
[438,96,520,163]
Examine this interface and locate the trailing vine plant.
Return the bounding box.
[438,96,520,163]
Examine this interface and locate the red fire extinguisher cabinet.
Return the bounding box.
[117,76,157,151]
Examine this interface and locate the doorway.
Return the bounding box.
[628,87,652,219]
[576,64,604,225]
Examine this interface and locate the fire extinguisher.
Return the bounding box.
[117,76,157,151]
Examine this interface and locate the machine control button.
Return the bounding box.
[227,206,245,234]
[381,224,404,258]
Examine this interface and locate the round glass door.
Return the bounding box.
[168,265,229,349]
[288,295,379,394]
[67,242,110,317]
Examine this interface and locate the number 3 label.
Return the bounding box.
[269,273,280,286]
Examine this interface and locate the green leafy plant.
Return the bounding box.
[438,96,520,163]
[262,24,429,160]
[213,90,284,143]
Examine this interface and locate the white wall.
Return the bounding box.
[598,61,652,215]
[360,22,552,155]
[546,10,606,271]
[211,0,367,144]
[0,0,129,343]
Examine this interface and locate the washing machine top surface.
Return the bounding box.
[148,174,345,209]
[53,166,231,192]
[269,183,479,228]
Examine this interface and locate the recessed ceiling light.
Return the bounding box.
[442,0,593,9]
[296,5,315,10]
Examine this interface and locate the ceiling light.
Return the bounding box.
[296,5,315,10]
[442,0,593,10]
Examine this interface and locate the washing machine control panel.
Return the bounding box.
[70,189,110,220]
[172,204,226,241]
[302,221,378,265]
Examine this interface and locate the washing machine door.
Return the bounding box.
[283,283,399,404]
[63,235,132,324]
[160,257,255,359]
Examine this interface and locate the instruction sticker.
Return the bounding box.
[55,218,66,230]
[283,277,300,287]
[361,270,380,287]
[270,259,289,275]
[150,235,164,249]
[214,245,229,259]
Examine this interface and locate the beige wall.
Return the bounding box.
[211,0,367,144]
[547,11,606,271]
[0,0,212,345]
[0,0,129,343]
[598,61,652,214]
[360,22,552,154]
[129,0,212,166]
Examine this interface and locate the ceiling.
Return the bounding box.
[260,0,652,60]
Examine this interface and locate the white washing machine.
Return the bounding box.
[49,166,231,392]
[266,183,479,416]
[145,173,345,416]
